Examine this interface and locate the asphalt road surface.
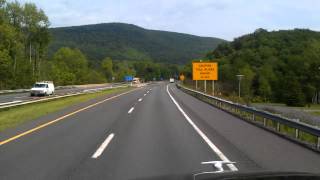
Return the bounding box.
[0,82,319,180]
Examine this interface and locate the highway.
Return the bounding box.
[0,83,124,105]
[0,82,319,180]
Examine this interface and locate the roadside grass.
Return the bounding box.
[253,102,320,111]
[252,102,286,107]
[310,111,320,116]
[0,87,132,132]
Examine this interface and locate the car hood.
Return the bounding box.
[130,171,320,180]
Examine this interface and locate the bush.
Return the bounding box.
[284,79,305,107]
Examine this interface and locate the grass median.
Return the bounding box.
[0,86,133,132]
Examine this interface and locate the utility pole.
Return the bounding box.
[236,75,244,98]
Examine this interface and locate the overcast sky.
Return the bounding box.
[18,0,320,40]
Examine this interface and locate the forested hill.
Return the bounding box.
[205,29,320,106]
[49,23,225,64]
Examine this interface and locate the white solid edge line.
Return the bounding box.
[138,98,143,102]
[92,133,115,159]
[166,85,238,171]
[128,107,135,114]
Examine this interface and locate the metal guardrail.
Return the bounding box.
[176,84,320,152]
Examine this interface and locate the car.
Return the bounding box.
[169,78,175,83]
[133,77,140,84]
[30,81,55,96]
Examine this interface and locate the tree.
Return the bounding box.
[86,70,106,84]
[22,2,50,77]
[204,29,320,105]
[239,65,255,97]
[101,57,113,81]
[0,0,51,89]
[50,47,89,85]
[280,75,305,107]
[258,77,271,101]
[0,50,12,89]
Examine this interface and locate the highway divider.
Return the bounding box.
[176,83,320,152]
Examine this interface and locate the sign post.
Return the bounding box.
[236,74,244,98]
[192,62,218,95]
[204,80,207,93]
[196,80,198,90]
[212,80,215,96]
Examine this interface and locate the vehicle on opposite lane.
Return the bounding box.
[30,81,55,96]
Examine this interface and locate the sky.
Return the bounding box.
[18,0,320,40]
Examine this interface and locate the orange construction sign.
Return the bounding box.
[192,62,218,80]
[179,74,185,81]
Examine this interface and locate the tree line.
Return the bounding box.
[182,29,320,106]
[0,0,179,89]
[46,47,179,85]
[0,0,50,89]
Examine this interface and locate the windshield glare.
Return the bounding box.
[33,84,46,88]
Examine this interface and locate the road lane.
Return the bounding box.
[0,92,30,103]
[168,84,320,173]
[0,82,319,180]
[68,82,222,180]
[0,85,149,180]
[166,85,238,172]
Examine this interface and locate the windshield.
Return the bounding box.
[0,0,320,180]
[33,84,46,88]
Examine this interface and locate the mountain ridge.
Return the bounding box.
[48,23,225,64]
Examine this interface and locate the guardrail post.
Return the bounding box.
[263,118,266,126]
[295,129,299,139]
[252,114,255,121]
[277,122,280,132]
[318,137,320,150]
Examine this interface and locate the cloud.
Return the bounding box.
[16,0,320,40]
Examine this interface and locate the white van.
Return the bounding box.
[30,81,55,96]
[169,78,175,83]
